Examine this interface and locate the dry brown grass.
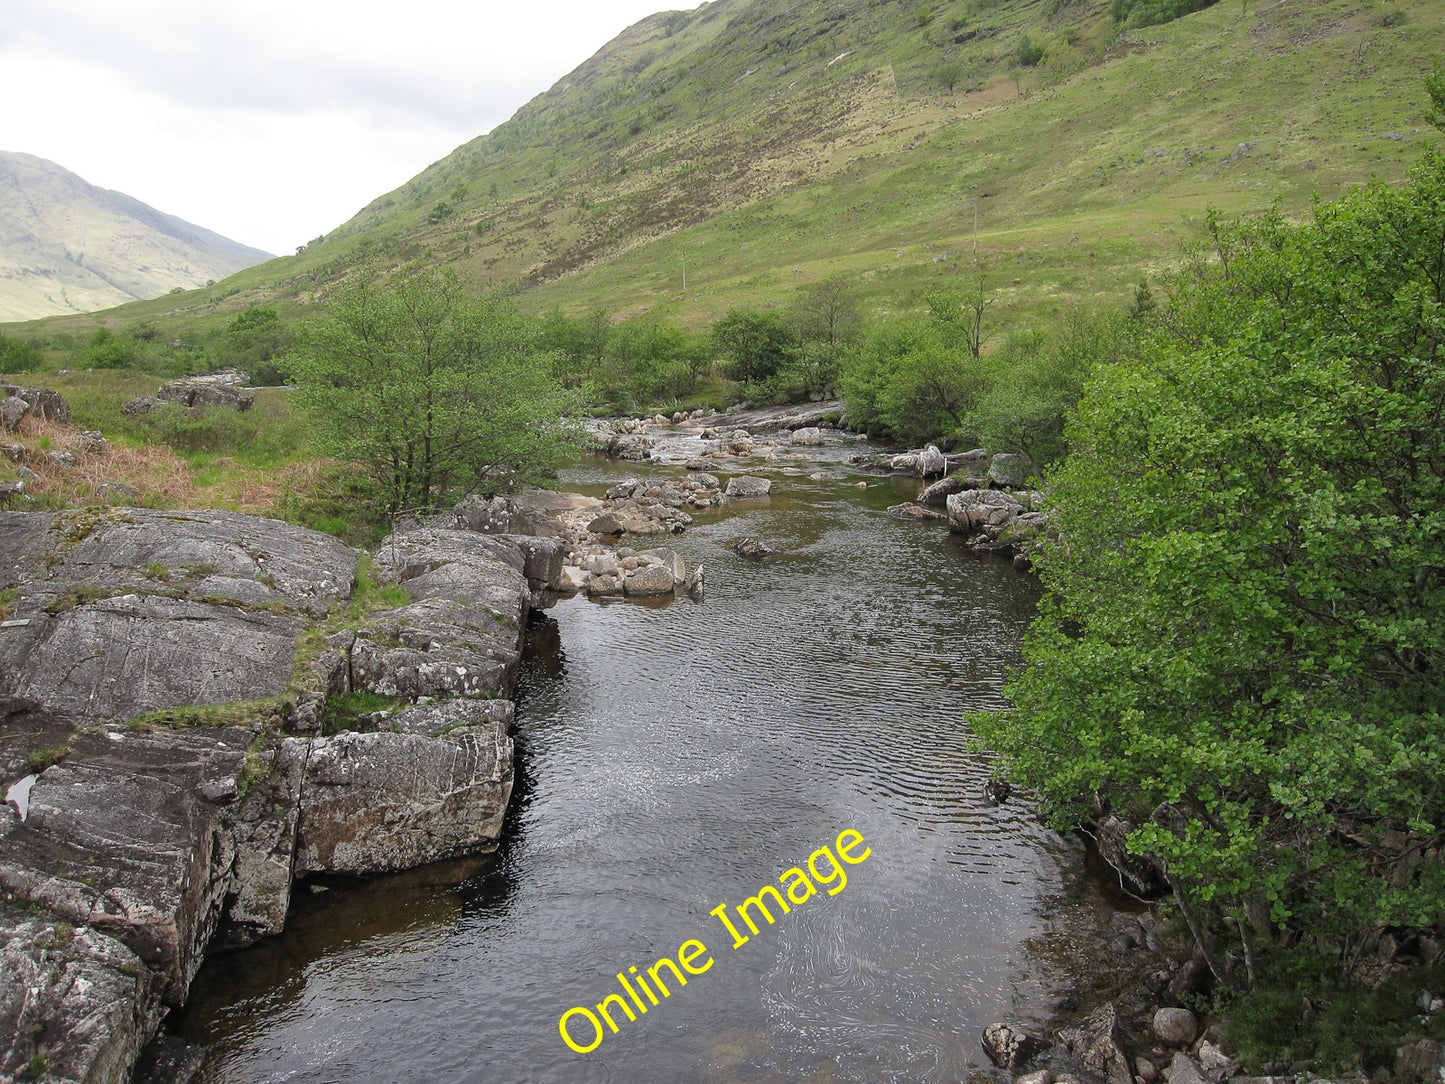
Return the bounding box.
[2,418,337,517]
[4,417,199,507]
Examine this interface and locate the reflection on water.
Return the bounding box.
[171,445,1129,1083]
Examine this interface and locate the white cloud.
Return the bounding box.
[0,0,677,255]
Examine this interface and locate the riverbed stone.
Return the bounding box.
[982,1022,1049,1069]
[724,475,772,498]
[918,476,968,506]
[640,547,686,585]
[919,444,946,475]
[1152,1007,1198,1048]
[790,426,826,445]
[624,563,676,597]
[733,537,773,561]
[1164,1052,1209,1084]
[887,502,944,522]
[1058,1003,1133,1084]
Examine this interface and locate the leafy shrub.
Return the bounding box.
[1016,33,1046,67]
[79,328,135,370]
[0,333,43,374]
[972,153,1445,981]
[1110,0,1219,29]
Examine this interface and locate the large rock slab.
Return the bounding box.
[0,904,162,1084]
[0,509,358,721]
[349,592,528,702]
[0,594,305,722]
[0,726,251,1003]
[38,508,356,616]
[292,708,513,874]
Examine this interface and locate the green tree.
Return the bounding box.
[0,333,42,374]
[223,306,292,385]
[971,154,1445,980]
[970,311,1133,479]
[537,306,611,388]
[841,315,982,444]
[788,276,862,398]
[79,327,135,370]
[291,264,582,517]
[711,308,795,388]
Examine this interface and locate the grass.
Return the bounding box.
[26,744,69,773]
[1224,951,1445,1075]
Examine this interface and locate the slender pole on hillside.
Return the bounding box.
[683,252,687,292]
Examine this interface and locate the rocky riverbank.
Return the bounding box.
[0,503,565,1082]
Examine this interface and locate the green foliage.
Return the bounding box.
[321,691,407,735]
[1427,59,1445,134]
[223,306,292,385]
[1110,0,1219,29]
[842,315,982,444]
[937,61,965,92]
[0,333,43,374]
[972,154,1445,972]
[607,317,709,409]
[79,327,136,370]
[291,263,584,516]
[537,306,611,388]
[1015,33,1046,68]
[27,744,68,774]
[1225,951,1445,1073]
[970,311,1134,478]
[710,308,796,388]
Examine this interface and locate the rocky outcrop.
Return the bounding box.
[0,503,555,1083]
[0,508,357,720]
[157,382,254,412]
[0,383,71,429]
[292,707,512,875]
[0,725,252,1002]
[945,488,1050,558]
[0,902,161,1084]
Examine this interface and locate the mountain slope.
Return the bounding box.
[0,151,273,321]
[9,0,1440,334]
[307,0,1440,323]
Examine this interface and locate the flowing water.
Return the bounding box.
[168,432,1132,1083]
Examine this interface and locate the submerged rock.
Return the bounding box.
[733,537,774,562]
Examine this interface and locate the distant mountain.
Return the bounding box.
[0,151,273,321]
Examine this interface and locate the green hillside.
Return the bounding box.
[6,0,1440,337]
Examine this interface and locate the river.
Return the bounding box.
[166,432,1131,1083]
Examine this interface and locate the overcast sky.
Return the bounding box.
[0,0,678,255]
